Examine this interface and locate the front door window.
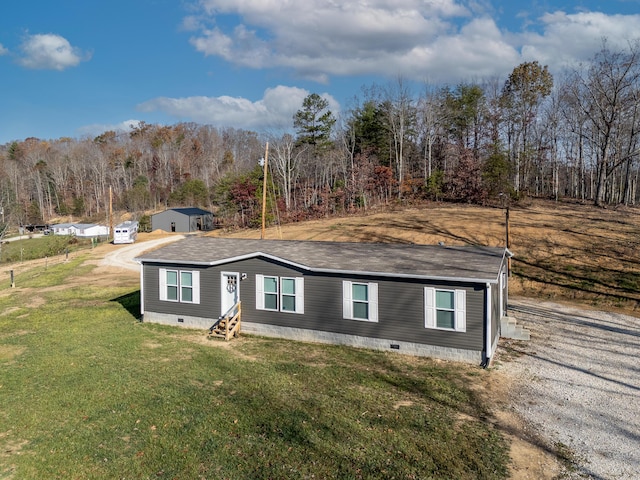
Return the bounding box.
[221,272,240,316]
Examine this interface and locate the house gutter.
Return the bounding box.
[483,282,492,368]
[139,264,145,317]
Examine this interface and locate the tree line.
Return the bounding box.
[1,41,639,230]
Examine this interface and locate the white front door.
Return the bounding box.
[221,272,240,316]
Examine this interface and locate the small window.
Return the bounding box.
[166,270,179,301]
[343,281,378,322]
[256,275,304,314]
[352,283,369,319]
[263,276,279,310]
[424,287,466,332]
[281,278,296,312]
[181,271,193,302]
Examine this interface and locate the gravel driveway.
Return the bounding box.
[99,235,185,271]
[502,297,640,479]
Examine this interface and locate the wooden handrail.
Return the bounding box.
[210,301,241,340]
[224,301,241,340]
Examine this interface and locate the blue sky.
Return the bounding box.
[1,0,639,144]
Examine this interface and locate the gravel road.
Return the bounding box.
[502,297,640,479]
[99,235,185,271]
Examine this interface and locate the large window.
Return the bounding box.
[343,281,378,322]
[159,268,200,304]
[256,275,304,314]
[424,287,466,332]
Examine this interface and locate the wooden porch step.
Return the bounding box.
[208,318,240,340]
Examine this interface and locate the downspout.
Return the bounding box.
[139,262,144,319]
[482,282,492,368]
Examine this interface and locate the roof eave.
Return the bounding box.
[313,267,497,284]
[136,253,499,284]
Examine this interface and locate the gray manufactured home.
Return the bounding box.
[135,237,511,365]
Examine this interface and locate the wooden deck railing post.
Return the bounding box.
[211,301,241,341]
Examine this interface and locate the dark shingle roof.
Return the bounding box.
[156,207,212,216]
[136,237,507,283]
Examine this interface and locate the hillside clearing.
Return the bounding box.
[211,199,640,313]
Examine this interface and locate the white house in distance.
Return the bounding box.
[49,223,110,238]
[49,223,75,235]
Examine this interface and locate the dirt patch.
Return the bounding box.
[497,410,563,480]
[0,345,26,363]
[190,379,224,389]
[0,330,32,339]
[171,332,263,362]
[24,296,45,308]
[389,400,412,410]
[480,368,564,480]
[0,431,29,478]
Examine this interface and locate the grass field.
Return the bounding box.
[0,235,98,264]
[0,257,509,479]
[1,198,637,478]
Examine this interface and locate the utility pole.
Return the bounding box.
[109,186,113,243]
[505,205,511,276]
[505,205,510,250]
[261,142,269,240]
[499,192,511,276]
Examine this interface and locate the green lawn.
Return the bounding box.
[0,258,509,479]
[0,235,98,263]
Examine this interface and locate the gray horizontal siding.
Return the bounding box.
[143,256,487,352]
[143,263,220,322]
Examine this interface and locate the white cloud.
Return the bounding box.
[519,11,640,69]
[187,0,470,81]
[412,17,521,81]
[17,33,90,70]
[137,86,339,131]
[184,1,640,84]
[0,43,8,56]
[77,120,143,138]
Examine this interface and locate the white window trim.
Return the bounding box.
[256,274,304,314]
[181,271,193,303]
[280,277,304,314]
[159,268,200,304]
[160,268,178,302]
[424,287,466,332]
[343,280,378,322]
[256,274,279,311]
[181,270,200,304]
